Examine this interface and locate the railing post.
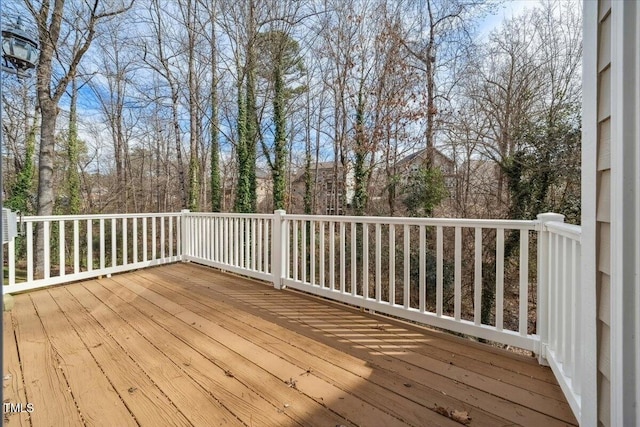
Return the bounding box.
[536,212,565,364]
[181,209,190,262]
[271,210,286,289]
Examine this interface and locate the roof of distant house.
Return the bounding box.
[396,147,454,168]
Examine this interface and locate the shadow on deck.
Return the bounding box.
[3,263,577,426]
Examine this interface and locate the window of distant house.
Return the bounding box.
[445,176,456,188]
[325,181,334,192]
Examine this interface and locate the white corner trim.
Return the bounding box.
[609,1,640,426]
[580,1,599,426]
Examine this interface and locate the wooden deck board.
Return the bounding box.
[95,279,357,427]
[115,271,464,427]
[164,264,562,392]
[65,284,246,427]
[12,295,84,426]
[129,268,506,427]
[29,290,138,426]
[49,286,193,427]
[80,280,323,427]
[4,263,578,426]
[151,264,576,426]
[103,276,411,427]
[3,313,30,427]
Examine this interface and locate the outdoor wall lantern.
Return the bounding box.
[1,17,39,76]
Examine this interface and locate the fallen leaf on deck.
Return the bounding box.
[434,405,472,425]
[451,410,471,425]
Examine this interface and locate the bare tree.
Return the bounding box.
[397,0,492,165]
[27,0,133,276]
[142,0,189,208]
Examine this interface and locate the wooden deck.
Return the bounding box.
[3,263,577,426]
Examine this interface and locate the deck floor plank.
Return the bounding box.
[12,294,84,427]
[65,283,247,427]
[80,280,323,427]
[131,268,506,427]
[3,312,31,427]
[124,271,467,427]
[7,263,578,426]
[93,279,357,427]
[306,309,565,400]
[179,263,559,384]
[48,286,193,427]
[29,290,138,427]
[102,276,413,427]
[229,295,565,399]
[161,263,577,426]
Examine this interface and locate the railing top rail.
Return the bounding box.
[281,214,539,230]
[185,212,274,219]
[544,221,582,242]
[21,212,183,222]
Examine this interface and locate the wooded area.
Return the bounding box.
[2,0,581,223]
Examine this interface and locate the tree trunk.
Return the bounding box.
[67,78,81,214]
[34,96,57,278]
[352,83,368,216]
[170,90,188,208]
[186,0,200,211]
[210,23,221,212]
[272,59,287,210]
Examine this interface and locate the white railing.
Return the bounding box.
[280,213,539,350]
[3,213,182,294]
[181,212,274,282]
[2,209,590,423]
[537,213,585,422]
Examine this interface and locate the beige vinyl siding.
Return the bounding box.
[596,2,612,425]
[597,120,611,170]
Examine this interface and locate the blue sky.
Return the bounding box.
[71,0,552,172]
[478,0,538,37]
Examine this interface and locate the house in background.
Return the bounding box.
[290,148,456,216]
[366,146,458,215]
[255,168,272,212]
[393,147,456,187]
[455,158,503,216]
[290,162,354,215]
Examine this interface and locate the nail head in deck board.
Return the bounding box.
[47,286,192,426]
[28,290,138,426]
[3,312,31,427]
[103,275,411,427]
[11,294,85,426]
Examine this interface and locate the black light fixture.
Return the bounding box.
[2,16,39,76]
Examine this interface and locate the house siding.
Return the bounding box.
[596,2,612,425]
